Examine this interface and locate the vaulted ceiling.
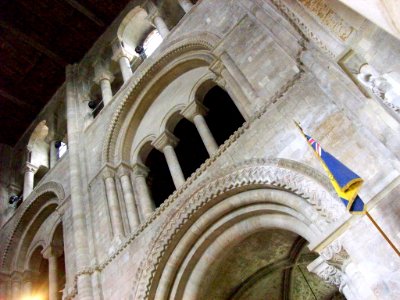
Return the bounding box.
[0,0,131,146]
[200,230,344,300]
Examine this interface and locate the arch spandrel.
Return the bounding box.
[132,159,349,300]
[0,181,65,271]
[101,33,222,166]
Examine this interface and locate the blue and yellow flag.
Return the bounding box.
[295,122,365,214]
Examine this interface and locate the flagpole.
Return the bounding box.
[366,211,400,257]
[294,121,400,257]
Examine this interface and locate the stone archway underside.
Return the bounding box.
[0,181,64,271]
[132,159,348,300]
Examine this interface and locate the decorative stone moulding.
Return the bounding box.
[0,181,65,270]
[320,239,350,267]
[132,158,347,299]
[63,157,347,300]
[270,0,336,59]
[101,33,221,165]
[64,26,345,298]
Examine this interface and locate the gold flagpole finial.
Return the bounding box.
[293,120,303,132]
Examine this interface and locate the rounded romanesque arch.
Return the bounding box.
[0,181,65,272]
[101,32,222,166]
[133,159,349,299]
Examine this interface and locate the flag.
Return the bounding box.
[295,122,365,214]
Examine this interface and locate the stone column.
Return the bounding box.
[23,162,37,200]
[132,163,155,221]
[181,100,218,156]
[66,64,93,299]
[103,168,125,239]
[152,15,170,38]
[152,131,185,188]
[118,165,140,232]
[11,272,21,300]
[42,245,63,300]
[308,257,358,300]
[93,63,114,106]
[112,40,133,83]
[0,273,10,300]
[21,270,34,298]
[49,140,58,168]
[45,114,61,169]
[178,0,194,13]
[318,240,375,300]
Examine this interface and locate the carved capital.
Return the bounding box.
[308,257,346,291]
[132,163,150,179]
[10,271,22,281]
[22,269,39,282]
[102,166,116,180]
[117,163,132,178]
[111,40,132,62]
[22,162,38,174]
[42,244,63,259]
[152,130,179,151]
[93,62,114,84]
[181,100,208,122]
[94,70,114,84]
[209,59,225,77]
[320,240,350,267]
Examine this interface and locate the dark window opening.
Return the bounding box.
[111,71,124,95]
[34,165,49,186]
[89,91,104,118]
[57,254,66,299]
[145,148,175,208]
[203,86,245,146]
[173,118,209,178]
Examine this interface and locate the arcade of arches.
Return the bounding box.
[1,0,400,300]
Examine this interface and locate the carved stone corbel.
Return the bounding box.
[308,256,346,291]
[320,240,350,268]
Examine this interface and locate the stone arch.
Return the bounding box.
[117,5,154,52]
[47,218,63,247]
[132,134,157,164]
[160,104,186,134]
[25,241,46,271]
[28,120,49,169]
[12,201,58,271]
[189,72,219,104]
[0,181,65,271]
[133,159,348,299]
[101,32,222,166]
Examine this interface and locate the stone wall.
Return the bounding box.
[1,0,400,299]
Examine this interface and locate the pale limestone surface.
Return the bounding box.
[1,0,400,299]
